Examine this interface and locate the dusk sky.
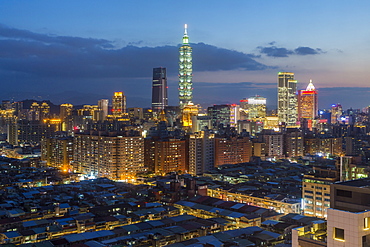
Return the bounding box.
[1,1,370,109]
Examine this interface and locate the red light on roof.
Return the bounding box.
[301,90,317,95]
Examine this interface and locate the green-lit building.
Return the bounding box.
[179,24,193,108]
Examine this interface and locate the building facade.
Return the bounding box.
[298,80,318,121]
[240,96,267,119]
[188,130,215,176]
[152,67,168,112]
[41,136,74,171]
[278,72,298,126]
[112,92,126,117]
[179,24,193,108]
[214,135,252,167]
[73,131,144,180]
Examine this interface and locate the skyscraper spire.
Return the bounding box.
[182,24,189,44]
[179,24,193,108]
[306,79,315,91]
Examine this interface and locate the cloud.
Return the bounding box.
[258,46,294,57]
[258,44,324,57]
[294,46,323,55]
[0,24,271,83]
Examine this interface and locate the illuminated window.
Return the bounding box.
[334,227,344,241]
[365,217,370,229]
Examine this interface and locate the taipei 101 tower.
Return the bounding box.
[178,24,193,108]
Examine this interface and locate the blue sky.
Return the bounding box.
[0,1,370,109]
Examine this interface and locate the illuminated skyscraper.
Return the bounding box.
[60,104,73,132]
[298,80,318,121]
[179,24,193,108]
[331,103,343,124]
[98,99,109,120]
[152,67,168,112]
[278,72,298,126]
[240,96,267,119]
[112,92,126,117]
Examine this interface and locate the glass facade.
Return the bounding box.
[179,24,193,108]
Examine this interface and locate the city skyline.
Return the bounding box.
[1,1,370,109]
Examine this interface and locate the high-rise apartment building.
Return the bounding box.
[260,131,284,158]
[278,72,298,126]
[73,131,144,180]
[284,128,304,158]
[10,119,57,145]
[146,138,188,175]
[152,68,168,112]
[214,135,252,167]
[60,104,73,132]
[98,99,109,120]
[331,103,343,124]
[112,92,126,117]
[188,130,215,176]
[179,24,193,108]
[41,136,74,171]
[298,80,318,122]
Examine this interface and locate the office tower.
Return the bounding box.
[240,96,267,119]
[73,131,144,180]
[112,92,126,117]
[179,24,193,108]
[331,103,342,124]
[298,80,318,122]
[278,72,298,126]
[207,105,231,129]
[98,99,109,120]
[152,68,168,112]
[191,115,212,133]
[188,130,215,176]
[237,120,264,136]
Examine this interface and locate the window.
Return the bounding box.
[334,227,344,241]
[365,217,370,229]
[337,189,352,198]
